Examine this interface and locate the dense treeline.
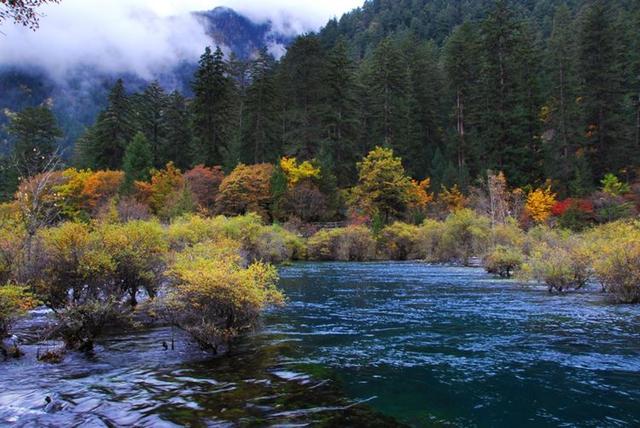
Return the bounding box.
[2,0,639,202]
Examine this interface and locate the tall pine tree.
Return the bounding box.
[90,79,135,170]
[320,39,360,184]
[244,47,280,164]
[134,81,168,168]
[191,46,234,166]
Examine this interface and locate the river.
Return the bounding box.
[2,262,640,427]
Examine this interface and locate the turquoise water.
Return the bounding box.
[2,262,640,426]
[272,262,640,427]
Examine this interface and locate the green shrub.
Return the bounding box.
[97,220,168,306]
[254,226,305,263]
[492,217,526,248]
[37,222,115,309]
[439,209,490,265]
[524,238,591,294]
[415,219,445,262]
[167,215,224,250]
[591,223,640,303]
[307,226,376,261]
[377,222,422,260]
[485,246,523,278]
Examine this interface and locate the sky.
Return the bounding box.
[0,0,363,80]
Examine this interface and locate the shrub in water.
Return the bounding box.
[415,220,445,262]
[524,237,591,294]
[162,240,284,353]
[96,220,168,306]
[485,246,523,278]
[377,222,422,260]
[53,299,129,352]
[307,226,376,261]
[590,222,640,303]
[594,241,640,303]
[439,209,490,265]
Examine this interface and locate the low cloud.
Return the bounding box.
[0,0,362,80]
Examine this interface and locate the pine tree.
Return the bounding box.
[578,1,629,179]
[479,0,543,186]
[91,79,135,170]
[134,81,168,168]
[7,105,62,176]
[244,48,280,164]
[320,39,360,184]
[366,37,409,151]
[191,46,234,166]
[278,35,326,159]
[163,91,193,170]
[444,22,483,179]
[122,132,153,192]
[226,52,251,169]
[405,37,446,178]
[624,7,640,163]
[544,4,581,190]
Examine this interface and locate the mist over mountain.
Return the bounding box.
[0,6,297,153]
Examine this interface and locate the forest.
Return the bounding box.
[2,0,640,201]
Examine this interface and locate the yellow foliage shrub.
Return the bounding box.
[163,240,283,352]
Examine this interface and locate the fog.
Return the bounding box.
[0,0,362,80]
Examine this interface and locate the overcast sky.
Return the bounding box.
[0,0,363,80]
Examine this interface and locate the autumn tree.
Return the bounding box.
[526,185,557,223]
[184,165,225,212]
[352,147,414,223]
[135,162,185,215]
[215,163,274,221]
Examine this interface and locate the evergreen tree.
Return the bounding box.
[191,46,234,166]
[226,52,251,169]
[320,39,360,184]
[578,1,629,179]
[122,132,153,191]
[366,37,409,151]
[629,9,640,153]
[444,22,483,179]
[163,91,193,170]
[479,0,543,186]
[90,79,135,170]
[544,4,581,190]
[244,47,280,164]
[278,35,326,159]
[134,81,168,168]
[405,37,446,178]
[0,155,18,201]
[7,105,62,176]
